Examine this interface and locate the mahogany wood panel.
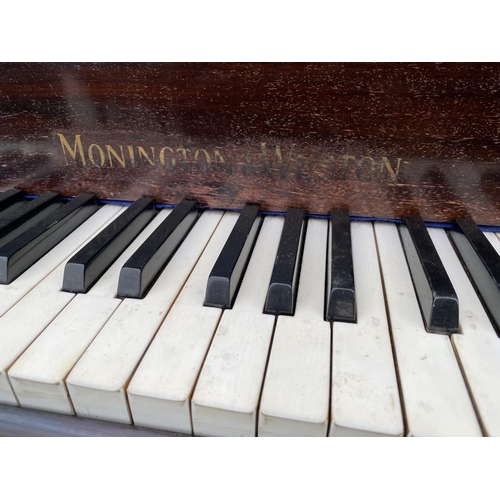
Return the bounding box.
[1,63,499,224]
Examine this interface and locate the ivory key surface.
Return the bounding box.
[330,222,403,437]
[8,295,121,413]
[374,222,481,436]
[192,216,283,437]
[259,218,330,437]
[6,209,172,414]
[65,211,223,424]
[431,228,500,436]
[128,211,238,434]
[0,206,125,405]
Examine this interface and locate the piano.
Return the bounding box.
[1,62,500,436]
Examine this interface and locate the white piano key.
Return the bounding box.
[0,205,126,405]
[430,227,500,436]
[374,222,481,436]
[0,204,122,316]
[258,218,331,437]
[329,222,403,437]
[127,211,238,434]
[5,209,174,414]
[65,210,223,425]
[0,288,74,405]
[191,215,283,437]
[8,295,121,413]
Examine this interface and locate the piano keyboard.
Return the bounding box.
[1,192,500,436]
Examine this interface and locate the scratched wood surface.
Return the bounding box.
[1,63,499,224]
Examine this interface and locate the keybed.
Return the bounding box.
[1,192,500,436]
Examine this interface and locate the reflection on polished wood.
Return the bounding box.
[1,63,500,223]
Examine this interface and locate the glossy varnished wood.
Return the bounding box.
[1,63,500,223]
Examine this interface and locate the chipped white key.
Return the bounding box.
[6,209,172,414]
[375,222,481,436]
[258,218,330,437]
[66,210,223,425]
[0,204,122,316]
[192,215,283,437]
[430,227,500,436]
[330,222,403,437]
[127,211,238,434]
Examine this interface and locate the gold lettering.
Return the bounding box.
[88,144,105,167]
[159,147,176,167]
[127,146,136,167]
[381,157,402,181]
[54,134,407,184]
[214,148,225,165]
[260,142,283,168]
[137,146,155,166]
[274,145,283,164]
[106,145,126,168]
[57,133,86,166]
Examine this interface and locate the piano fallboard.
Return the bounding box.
[1,63,500,225]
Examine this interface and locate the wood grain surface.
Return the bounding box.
[1,63,499,224]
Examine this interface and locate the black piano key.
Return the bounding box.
[0,194,99,284]
[0,199,27,219]
[62,197,157,293]
[400,215,459,333]
[326,209,356,322]
[117,200,200,299]
[264,208,305,315]
[0,200,66,250]
[0,189,25,213]
[204,204,262,308]
[449,218,500,333]
[0,192,61,245]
